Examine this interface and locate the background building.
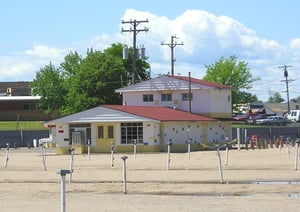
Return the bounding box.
[0,82,51,121]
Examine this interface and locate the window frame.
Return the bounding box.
[143,94,154,102]
[121,122,143,144]
[182,93,193,101]
[161,93,172,102]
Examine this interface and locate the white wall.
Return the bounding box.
[161,121,231,146]
[122,88,231,117]
[206,121,231,144]
[162,121,204,145]
[55,124,69,146]
[143,122,160,145]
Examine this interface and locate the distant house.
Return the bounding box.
[115,75,232,119]
[45,74,232,154]
[0,82,51,121]
[0,81,31,96]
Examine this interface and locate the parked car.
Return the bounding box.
[246,114,268,125]
[232,114,248,122]
[256,116,291,126]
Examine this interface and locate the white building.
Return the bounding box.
[45,74,232,154]
[116,75,232,119]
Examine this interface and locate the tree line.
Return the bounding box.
[30,43,258,118]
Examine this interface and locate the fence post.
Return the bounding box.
[167,141,172,170]
[68,147,75,183]
[121,156,128,194]
[4,143,9,168]
[56,169,71,212]
[215,145,224,184]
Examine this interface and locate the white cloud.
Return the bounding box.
[0,44,68,81]
[1,9,300,102]
[25,44,66,58]
[290,38,300,49]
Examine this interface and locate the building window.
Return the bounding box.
[182,93,193,101]
[98,126,104,139]
[161,94,172,102]
[107,125,114,139]
[24,103,37,111]
[121,122,143,144]
[143,94,153,102]
[69,123,91,145]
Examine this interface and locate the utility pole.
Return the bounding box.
[121,19,148,84]
[279,65,293,114]
[161,35,184,76]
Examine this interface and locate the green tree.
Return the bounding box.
[267,92,284,103]
[61,48,127,114]
[235,91,258,105]
[203,55,260,108]
[60,51,82,114]
[30,63,65,118]
[32,43,151,116]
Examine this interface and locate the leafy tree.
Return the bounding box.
[60,51,81,79]
[203,55,260,108]
[32,43,151,116]
[267,91,285,103]
[102,43,151,84]
[235,91,258,105]
[30,63,65,118]
[61,48,127,114]
[60,51,82,114]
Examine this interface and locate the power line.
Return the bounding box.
[121,19,149,84]
[161,35,184,76]
[279,65,293,113]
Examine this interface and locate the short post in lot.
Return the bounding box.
[121,156,128,194]
[41,143,47,171]
[4,143,9,168]
[187,139,191,160]
[244,129,247,149]
[68,147,75,183]
[87,139,91,161]
[225,138,230,166]
[215,144,224,184]
[56,169,71,212]
[286,137,291,160]
[237,128,241,151]
[111,142,114,167]
[167,140,172,170]
[279,136,284,153]
[294,139,299,171]
[133,139,137,159]
[187,128,191,160]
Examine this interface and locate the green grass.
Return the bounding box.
[0,121,47,131]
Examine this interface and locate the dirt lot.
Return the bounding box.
[0,145,300,211]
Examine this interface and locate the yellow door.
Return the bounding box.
[95,123,115,153]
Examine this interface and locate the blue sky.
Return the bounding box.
[1,0,300,102]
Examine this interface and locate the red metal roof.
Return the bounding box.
[167,75,231,89]
[103,105,216,122]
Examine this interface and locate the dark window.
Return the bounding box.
[23,103,37,110]
[182,93,193,101]
[98,126,104,139]
[108,125,114,139]
[143,94,153,102]
[161,94,172,102]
